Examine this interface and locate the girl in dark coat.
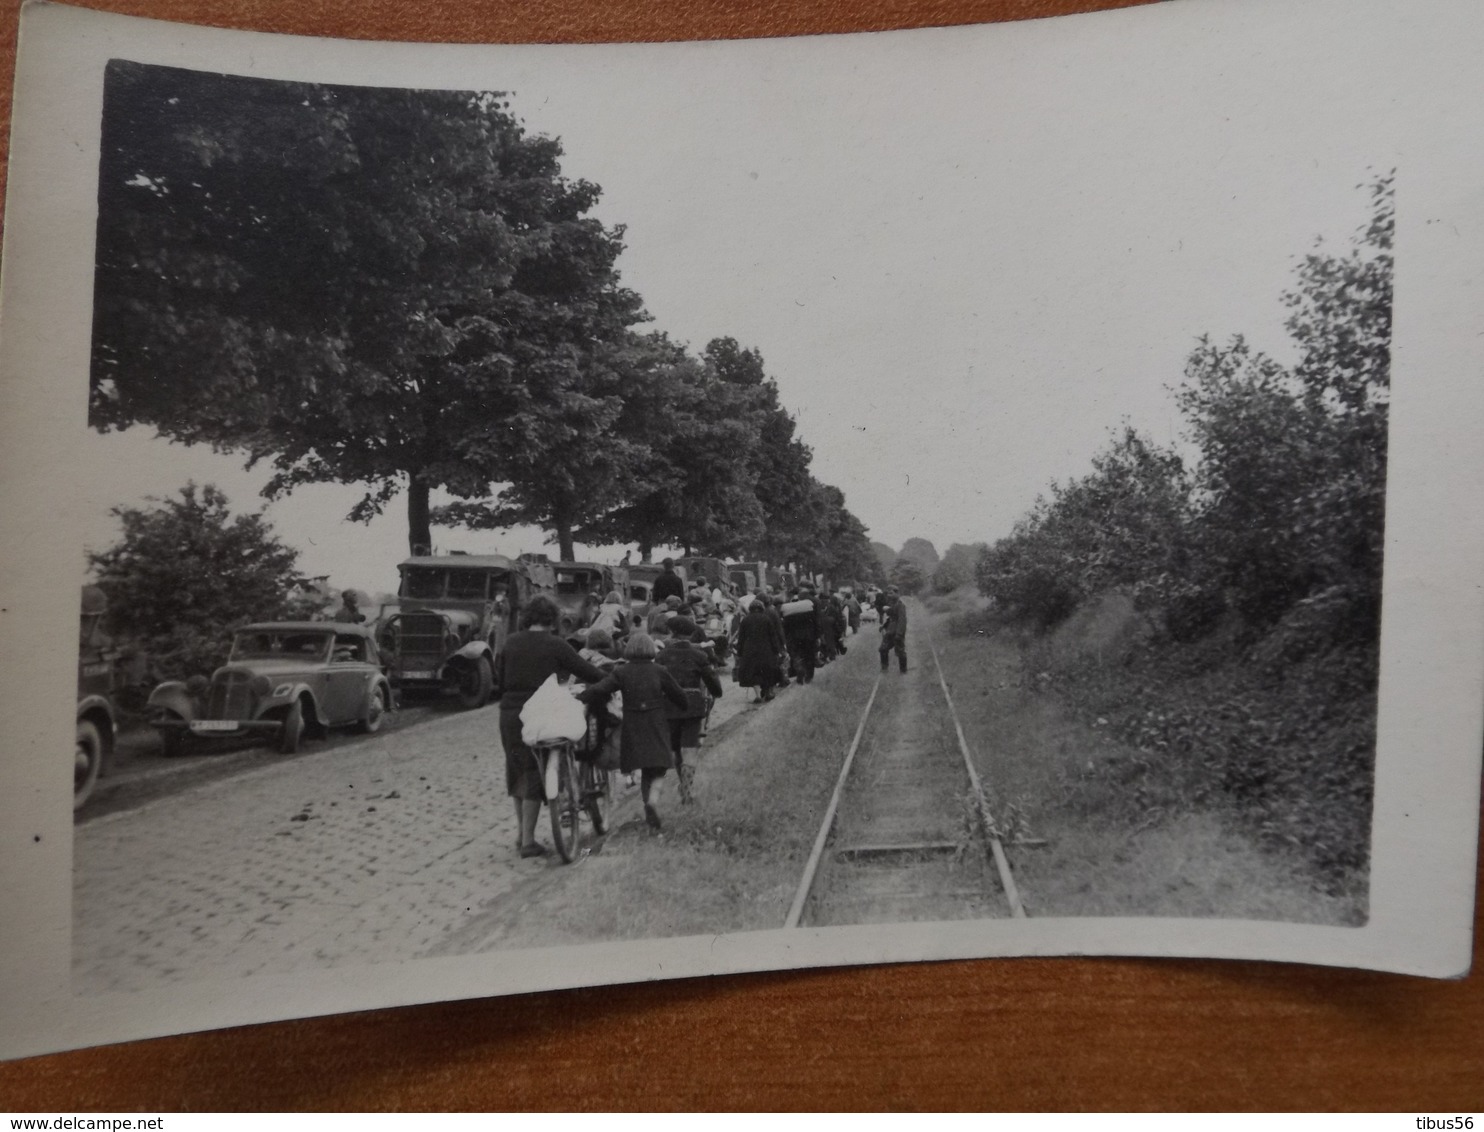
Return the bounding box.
[581,633,689,831]
[734,598,786,702]
[657,616,725,803]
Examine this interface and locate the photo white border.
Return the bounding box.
[1,0,1480,1062]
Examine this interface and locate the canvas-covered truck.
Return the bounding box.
[376,554,537,708]
[76,585,121,810]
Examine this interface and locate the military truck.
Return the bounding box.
[625,563,666,622]
[376,554,538,708]
[727,561,764,595]
[549,561,627,642]
[75,586,121,810]
[675,556,726,591]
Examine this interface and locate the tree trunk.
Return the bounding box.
[407,475,432,556]
[638,541,652,563]
[555,518,575,562]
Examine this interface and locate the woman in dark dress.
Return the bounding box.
[581,632,689,832]
[734,596,786,703]
[493,595,607,858]
[657,616,724,803]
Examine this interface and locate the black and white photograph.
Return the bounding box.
[2,0,1482,1060]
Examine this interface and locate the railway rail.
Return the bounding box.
[785,623,1026,928]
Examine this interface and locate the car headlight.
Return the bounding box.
[251,676,273,697]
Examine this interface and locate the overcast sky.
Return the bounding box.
[78,0,1397,595]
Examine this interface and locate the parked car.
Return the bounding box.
[146,622,392,755]
[76,586,120,810]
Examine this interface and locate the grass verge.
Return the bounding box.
[928,611,1364,925]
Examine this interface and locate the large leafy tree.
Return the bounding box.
[91,62,645,555]
[811,483,877,587]
[897,537,941,576]
[566,334,765,560]
[705,337,819,567]
[1177,172,1392,632]
[870,541,898,577]
[89,483,310,680]
[889,558,926,596]
[931,541,987,593]
[432,330,673,560]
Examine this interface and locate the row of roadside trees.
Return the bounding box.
[89,61,877,585]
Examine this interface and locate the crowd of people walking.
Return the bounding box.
[492,557,909,858]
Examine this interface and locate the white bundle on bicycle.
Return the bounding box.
[520,673,589,745]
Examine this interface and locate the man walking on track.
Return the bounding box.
[879,585,908,674]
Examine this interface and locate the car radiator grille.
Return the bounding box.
[398,612,449,664]
[208,671,254,720]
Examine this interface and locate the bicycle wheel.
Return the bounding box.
[549,744,585,864]
[583,761,613,835]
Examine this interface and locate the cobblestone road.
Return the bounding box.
[73,685,752,994]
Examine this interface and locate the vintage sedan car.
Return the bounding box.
[146,622,392,755]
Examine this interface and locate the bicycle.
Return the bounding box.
[530,735,616,864]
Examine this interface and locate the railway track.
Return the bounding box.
[786,620,1026,928]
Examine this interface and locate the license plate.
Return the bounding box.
[402,670,436,680]
[189,720,239,732]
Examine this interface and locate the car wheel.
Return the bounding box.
[457,656,493,710]
[74,720,103,811]
[279,700,305,754]
[359,684,388,734]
